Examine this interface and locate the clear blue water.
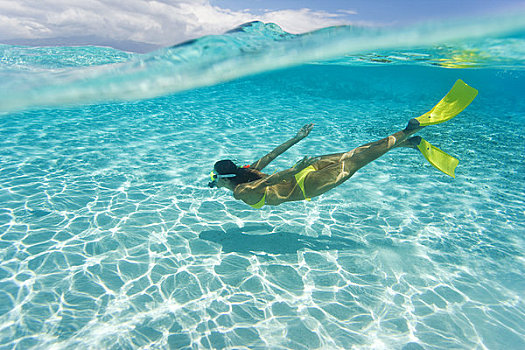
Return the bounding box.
[1,18,524,350]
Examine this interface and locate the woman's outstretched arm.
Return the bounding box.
[250,123,314,171]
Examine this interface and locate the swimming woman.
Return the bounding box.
[208,80,478,208]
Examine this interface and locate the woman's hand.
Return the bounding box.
[295,123,314,140]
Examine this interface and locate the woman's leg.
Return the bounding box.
[305,124,422,197]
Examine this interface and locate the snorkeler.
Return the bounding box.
[209,80,478,208]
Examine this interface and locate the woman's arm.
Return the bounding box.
[249,124,314,171]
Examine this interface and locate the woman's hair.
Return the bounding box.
[214,159,262,185]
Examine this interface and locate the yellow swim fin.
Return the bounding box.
[416,138,459,178]
[414,79,478,127]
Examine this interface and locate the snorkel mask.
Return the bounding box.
[208,171,236,188]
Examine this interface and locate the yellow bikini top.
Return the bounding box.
[249,189,266,209]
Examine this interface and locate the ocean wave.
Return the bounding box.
[1,14,524,113]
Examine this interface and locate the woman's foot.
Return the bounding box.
[396,136,421,149]
[405,118,422,131]
[408,136,422,147]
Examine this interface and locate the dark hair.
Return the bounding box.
[214,159,262,185]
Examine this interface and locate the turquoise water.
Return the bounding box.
[1,18,525,350]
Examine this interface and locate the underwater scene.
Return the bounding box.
[0,14,524,350]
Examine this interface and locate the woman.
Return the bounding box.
[209,80,478,209]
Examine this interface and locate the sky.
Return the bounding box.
[0,0,523,51]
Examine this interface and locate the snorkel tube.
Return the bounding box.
[208,171,236,188]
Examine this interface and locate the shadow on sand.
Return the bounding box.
[199,225,366,255]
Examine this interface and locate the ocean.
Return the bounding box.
[0,15,524,350]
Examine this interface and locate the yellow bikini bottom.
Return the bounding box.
[249,165,316,209]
